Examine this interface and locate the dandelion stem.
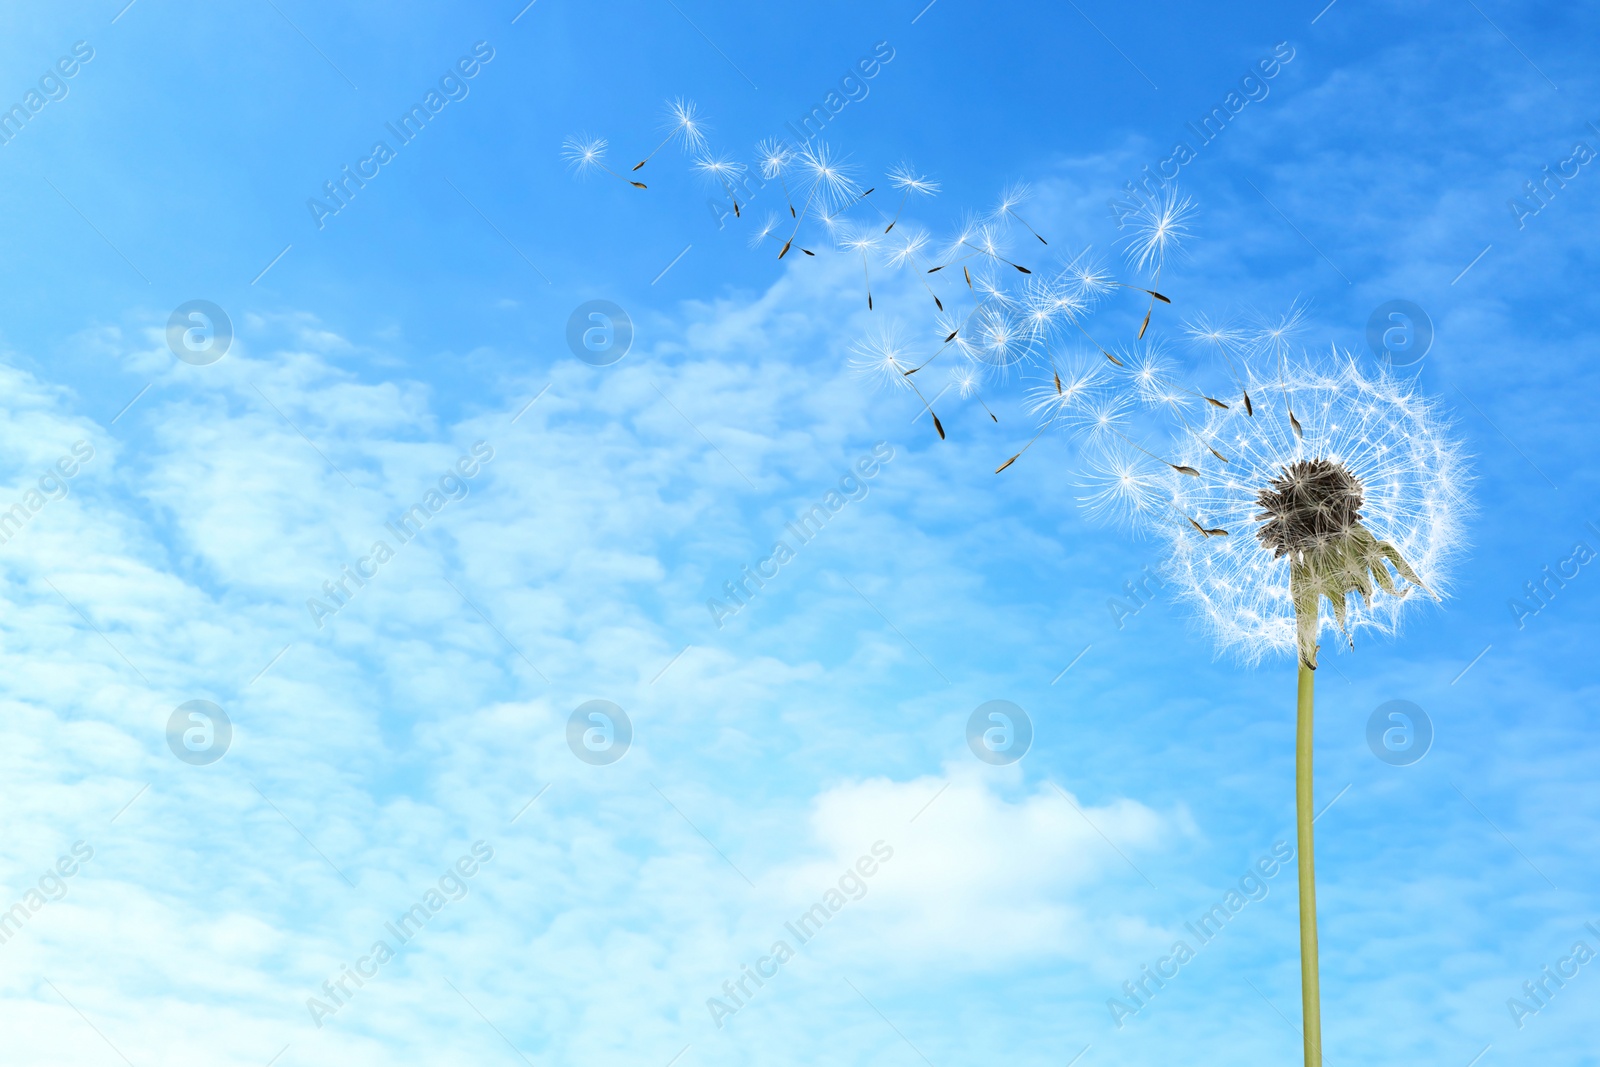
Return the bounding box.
[1295,652,1324,1067]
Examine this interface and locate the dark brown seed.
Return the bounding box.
[1171,464,1201,477]
[1204,396,1229,410]
[932,413,946,440]
[630,181,648,189]
[632,161,646,171]
[1243,392,1254,417]
[945,330,958,343]
[1104,350,1124,367]
[1054,372,1063,394]
[802,249,815,256]
[934,295,944,311]
[996,453,1020,473]
[990,412,998,422]
[1014,263,1032,274]
[779,239,792,259]
[1148,290,1171,304]
[928,265,944,273]
[868,295,873,310]
[1138,308,1152,340]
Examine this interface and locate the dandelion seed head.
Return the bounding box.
[1157,354,1469,664]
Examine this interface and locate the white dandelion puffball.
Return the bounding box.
[1156,354,1468,664]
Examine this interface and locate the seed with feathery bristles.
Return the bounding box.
[633,97,708,171]
[562,134,648,190]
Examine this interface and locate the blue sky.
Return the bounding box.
[0,0,1597,1064]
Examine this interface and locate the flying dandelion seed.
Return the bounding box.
[1078,445,1168,526]
[1121,186,1196,275]
[882,228,947,312]
[777,142,858,259]
[838,224,882,310]
[992,181,1048,245]
[1185,313,1254,411]
[561,135,648,189]
[693,153,748,217]
[1061,248,1118,304]
[885,162,940,233]
[633,97,708,171]
[968,305,1034,377]
[849,323,918,391]
[749,211,782,250]
[967,223,1033,275]
[1118,187,1194,339]
[950,362,999,422]
[756,138,799,217]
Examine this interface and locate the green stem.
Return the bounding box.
[1296,657,1323,1066]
